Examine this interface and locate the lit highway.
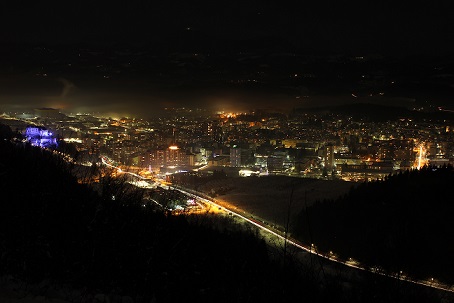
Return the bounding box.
[99,158,454,294]
[174,186,454,293]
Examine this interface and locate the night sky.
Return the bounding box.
[2,2,454,54]
[1,1,454,53]
[1,2,454,116]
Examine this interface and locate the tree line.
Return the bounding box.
[293,165,454,284]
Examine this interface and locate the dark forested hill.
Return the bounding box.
[294,166,454,284]
[0,138,310,302]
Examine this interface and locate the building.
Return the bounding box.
[25,126,57,148]
[166,145,182,167]
[267,155,284,173]
[340,161,394,182]
[323,144,335,172]
[208,155,229,167]
[142,145,183,169]
[230,146,242,167]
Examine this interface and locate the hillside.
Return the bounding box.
[0,138,309,302]
[293,166,454,285]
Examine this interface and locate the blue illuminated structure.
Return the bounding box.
[25,126,58,148]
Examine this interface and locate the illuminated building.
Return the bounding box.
[208,155,229,166]
[282,139,304,148]
[230,145,241,167]
[145,150,166,168]
[340,161,394,182]
[267,155,284,173]
[167,145,181,167]
[25,126,57,148]
[142,146,183,169]
[323,144,335,171]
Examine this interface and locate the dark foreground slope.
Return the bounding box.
[0,140,306,302]
[294,166,454,285]
[0,134,450,302]
[0,138,321,302]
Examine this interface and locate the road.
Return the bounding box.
[100,159,454,294]
[170,184,454,293]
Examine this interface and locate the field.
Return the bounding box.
[198,176,355,229]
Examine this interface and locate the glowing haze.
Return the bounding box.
[0,76,301,117]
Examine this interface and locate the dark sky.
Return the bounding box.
[2,2,454,55]
[1,2,454,116]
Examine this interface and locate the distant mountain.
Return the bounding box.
[297,103,454,122]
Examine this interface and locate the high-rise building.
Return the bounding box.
[324,144,335,171]
[143,146,183,169]
[267,155,284,173]
[230,146,241,167]
[166,145,181,167]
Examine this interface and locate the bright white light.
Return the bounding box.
[64,138,82,143]
[239,169,259,177]
[127,181,156,189]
